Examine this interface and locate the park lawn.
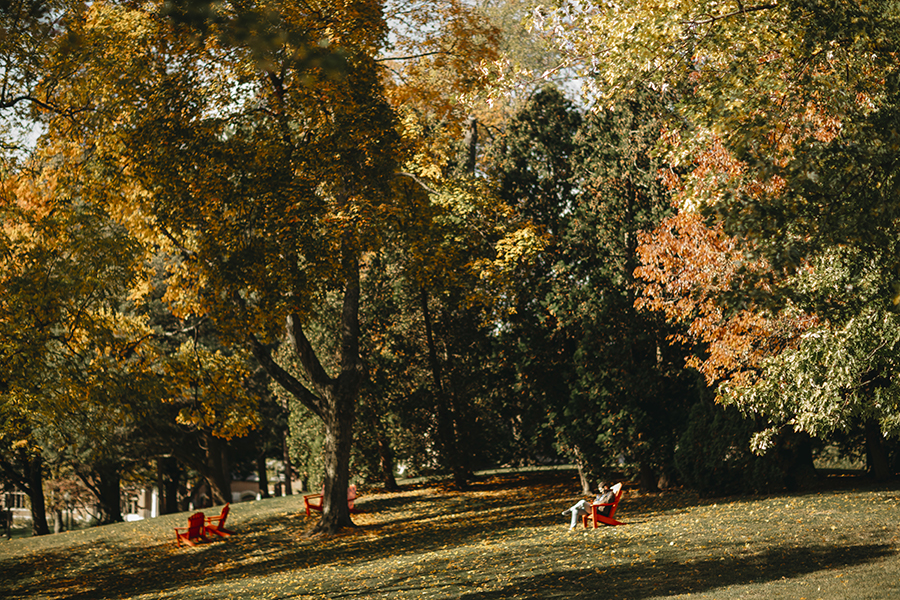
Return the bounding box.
[0,469,898,600]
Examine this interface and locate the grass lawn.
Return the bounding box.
[1,469,898,599]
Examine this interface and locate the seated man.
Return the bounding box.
[561,482,614,529]
[594,482,616,516]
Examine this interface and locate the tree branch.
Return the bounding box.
[248,334,326,420]
[285,313,335,395]
[375,50,455,62]
[398,171,438,194]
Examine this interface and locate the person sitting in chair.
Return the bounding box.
[561,482,614,530]
[594,482,616,517]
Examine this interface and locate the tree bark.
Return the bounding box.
[462,118,478,175]
[24,454,49,536]
[203,433,232,505]
[574,449,592,495]
[256,452,271,499]
[420,285,468,490]
[372,415,399,492]
[84,463,123,525]
[282,432,293,495]
[159,456,182,515]
[248,225,364,534]
[865,418,892,481]
[639,461,659,493]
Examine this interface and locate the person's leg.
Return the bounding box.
[569,500,588,528]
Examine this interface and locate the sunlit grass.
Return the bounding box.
[1,470,897,599]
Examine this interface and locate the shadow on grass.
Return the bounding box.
[2,470,892,599]
[0,487,566,599]
[453,543,895,600]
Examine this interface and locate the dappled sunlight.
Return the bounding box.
[1,471,897,600]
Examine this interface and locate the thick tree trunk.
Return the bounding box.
[315,391,356,534]
[96,465,123,524]
[24,455,50,536]
[249,225,364,535]
[639,461,659,493]
[159,457,182,515]
[865,418,892,481]
[257,453,271,499]
[203,434,232,505]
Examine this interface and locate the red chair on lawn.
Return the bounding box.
[304,484,359,517]
[582,482,625,528]
[175,512,209,547]
[205,503,235,537]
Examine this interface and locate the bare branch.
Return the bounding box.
[375,50,455,62]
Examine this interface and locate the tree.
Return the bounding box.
[0,164,146,532]
[486,86,702,492]
[538,0,900,476]
[33,0,410,534]
[534,0,900,286]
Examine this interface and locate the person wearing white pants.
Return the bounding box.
[561,498,592,529]
[561,482,615,529]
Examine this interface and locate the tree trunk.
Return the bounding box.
[249,224,365,535]
[865,418,891,481]
[462,117,478,175]
[574,449,592,495]
[420,285,468,490]
[377,440,399,492]
[160,456,182,515]
[639,461,659,493]
[363,393,399,491]
[257,453,271,499]
[24,454,49,536]
[96,464,123,524]
[373,420,399,492]
[203,434,232,505]
[282,432,293,496]
[316,391,355,534]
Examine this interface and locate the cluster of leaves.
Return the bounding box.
[526,0,900,480]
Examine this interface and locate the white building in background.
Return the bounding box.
[2,466,303,528]
[1,489,29,527]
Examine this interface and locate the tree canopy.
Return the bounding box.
[5,0,900,539]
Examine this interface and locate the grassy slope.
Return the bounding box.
[0,470,898,600]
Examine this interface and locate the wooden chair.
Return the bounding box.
[304,484,358,517]
[582,482,624,528]
[205,503,234,537]
[174,512,209,547]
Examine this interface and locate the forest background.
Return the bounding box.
[2,0,899,537]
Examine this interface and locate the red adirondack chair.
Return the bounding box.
[304,484,358,517]
[174,512,209,547]
[205,503,234,537]
[582,482,625,528]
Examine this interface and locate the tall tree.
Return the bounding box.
[0,166,145,532]
[487,86,699,492]
[536,0,900,477]
[37,0,403,533]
